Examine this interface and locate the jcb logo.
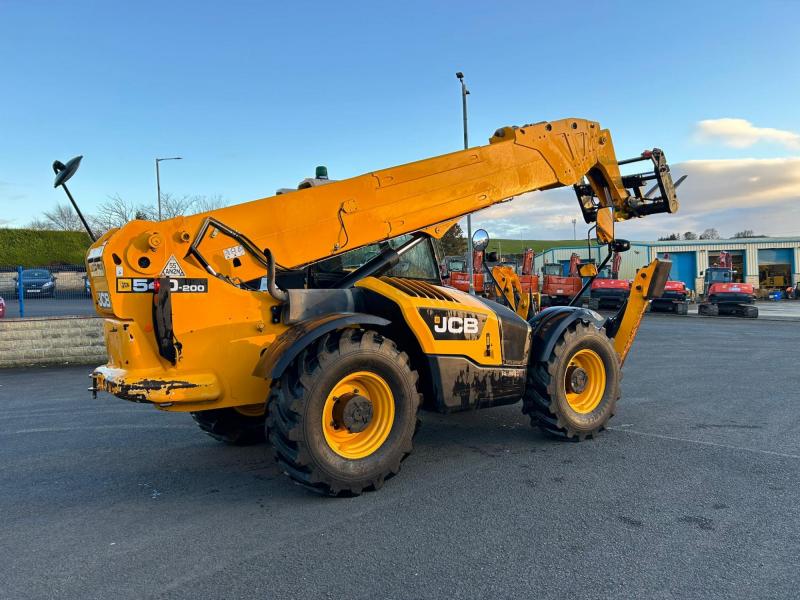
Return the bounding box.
[420,308,486,340]
[434,316,479,335]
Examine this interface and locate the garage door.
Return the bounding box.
[758,248,793,288]
[657,252,697,290]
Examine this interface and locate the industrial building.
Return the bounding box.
[532,237,800,292]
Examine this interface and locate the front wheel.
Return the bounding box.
[523,322,620,440]
[267,329,421,495]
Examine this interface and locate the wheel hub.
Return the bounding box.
[332,393,373,433]
[569,367,588,394]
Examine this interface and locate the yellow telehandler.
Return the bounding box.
[55,118,678,495]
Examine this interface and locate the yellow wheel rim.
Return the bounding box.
[322,371,395,459]
[564,349,606,414]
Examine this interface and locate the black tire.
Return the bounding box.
[266,329,421,496]
[191,408,266,446]
[675,302,688,316]
[523,322,620,440]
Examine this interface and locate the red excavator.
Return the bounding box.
[540,252,583,307]
[698,251,758,318]
[517,248,538,295]
[449,247,538,296]
[448,248,486,293]
[588,251,630,310]
[649,252,689,314]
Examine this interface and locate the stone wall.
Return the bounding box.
[0,316,106,368]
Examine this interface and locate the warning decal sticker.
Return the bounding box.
[161,255,186,277]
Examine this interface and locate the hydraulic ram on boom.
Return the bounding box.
[57,116,679,495]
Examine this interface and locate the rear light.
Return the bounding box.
[153,279,161,293]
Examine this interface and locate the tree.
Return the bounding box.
[192,194,227,213]
[732,229,763,239]
[658,233,681,241]
[683,231,698,240]
[93,194,149,233]
[28,203,84,231]
[439,222,467,256]
[699,228,720,240]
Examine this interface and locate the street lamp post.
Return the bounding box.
[155,157,182,221]
[456,72,474,295]
[572,218,577,240]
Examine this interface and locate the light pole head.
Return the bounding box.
[456,72,464,80]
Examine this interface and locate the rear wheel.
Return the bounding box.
[191,407,266,446]
[742,304,758,318]
[675,301,688,315]
[523,322,620,440]
[267,329,421,495]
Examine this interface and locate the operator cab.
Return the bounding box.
[542,263,562,277]
[704,267,733,283]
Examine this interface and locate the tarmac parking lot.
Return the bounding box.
[1,315,799,599]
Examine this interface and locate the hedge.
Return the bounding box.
[0,229,93,266]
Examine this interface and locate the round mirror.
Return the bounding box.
[472,228,490,251]
[52,155,83,188]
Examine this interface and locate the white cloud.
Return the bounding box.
[695,118,800,150]
[469,157,800,241]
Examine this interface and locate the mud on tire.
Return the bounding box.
[191,408,266,446]
[522,321,620,440]
[266,329,421,496]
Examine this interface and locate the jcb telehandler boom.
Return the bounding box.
[57,117,678,495]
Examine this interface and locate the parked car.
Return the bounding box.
[0,296,5,318]
[13,269,57,298]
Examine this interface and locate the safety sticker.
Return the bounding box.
[161,255,186,277]
[223,245,245,260]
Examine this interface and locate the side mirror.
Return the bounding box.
[472,228,490,251]
[53,155,83,188]
[578,264,598,277]
[611,239,631,253]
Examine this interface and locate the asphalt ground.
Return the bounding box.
[1,315,799,599]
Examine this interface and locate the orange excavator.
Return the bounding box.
[540,252,583,307]
[698,251,758,318]
[589,251,630,310]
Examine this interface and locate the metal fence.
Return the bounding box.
[0,265,95,319]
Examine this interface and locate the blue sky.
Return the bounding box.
[1,0,799,239]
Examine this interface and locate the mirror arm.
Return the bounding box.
[60,182,96,242]
[568,245,614,307]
